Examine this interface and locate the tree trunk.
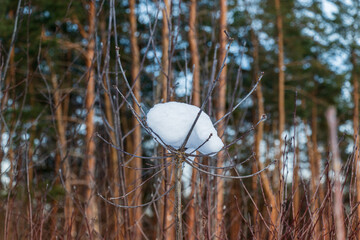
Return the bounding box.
[249,33,278,234]
[311,101,324,238]
[50,153,61,240]
[84,0,99,236]
[50,70,72,236]
[275,0,285,152]
[129,0,143,238]
[326,107,346,240]
[293,140,300,240]
[304,120,320,239]
[256,158,278,239]
[161,0,171,102]
[252,29,262,239]
[215,0,227,238]
[41,30,73,236]
[187,0,200,238]
[189,0,200,108]
[99,16,121,239]
[158,1,175,239]
[351,50,360,239]
[275,0,285,236]
[229,171,241,240]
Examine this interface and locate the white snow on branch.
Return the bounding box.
[147,102,224,155]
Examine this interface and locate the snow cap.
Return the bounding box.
[146,102,224,155]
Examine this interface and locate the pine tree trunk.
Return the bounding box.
[129,0,143,238]
[159,1,175,239]
[326,107,346,240]
[99,16,121,239]
[187,167,197,240]
[187,0,200,238]
[256,159,278,238]
[293,141,300,240]
[42,35,74,236]
[189,0,200,108]
[215,0,227,238]
[275,0,285,153]
[229,171,241,240]
[84,1,99,236]
[251,29,262,239]
[352,50,360,239]
[305,120,320,239]
[248,33,278,235]
[311,101,323,238]
[161,0,171,102]
[50,69,72,236]
[159,160,175,240]
[275,0,285,236]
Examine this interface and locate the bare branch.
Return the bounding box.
[214,72,264,126]
[98,185,175,209]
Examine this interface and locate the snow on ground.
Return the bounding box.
[146,102,223,155]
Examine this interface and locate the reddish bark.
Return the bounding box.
[215,0,227,238]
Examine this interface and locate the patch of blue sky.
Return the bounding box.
[66,21,79,32]
[77,123,87,135]
[228,42,251,71]
[298,0,312,6]
[23,6,32,15]
[340,79,353,105]
[171,0,181,17]
[239,97,253,109]
[138,1,159,25]
[339,119,353,135]
[258,32,275,52]
[0,132,10,186]
[21,133,30,141]
[1,160,10,186]
[146,49,162,61]
[201,25,213,33]
[175,37,188,50]
[227,9,235,25]
[251,19,263,32]
[322,0,338,20]
[175,71,193,97]
[1,132,9,149]
[323,51,349,74]
[43,10,50,18]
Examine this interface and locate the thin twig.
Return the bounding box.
[183,157,275,179]
[98,185,175,209]
[214,72,264,126]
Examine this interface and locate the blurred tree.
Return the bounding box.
[83,0,99,236]
[187,0,201,238]
[129,0,143,237]
[330,0,360,236]
[215,0,228,237]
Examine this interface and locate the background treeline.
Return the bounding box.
[0,0,359,239]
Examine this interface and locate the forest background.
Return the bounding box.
[0,0,359,239]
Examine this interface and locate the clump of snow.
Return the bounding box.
[146,102,224,155]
